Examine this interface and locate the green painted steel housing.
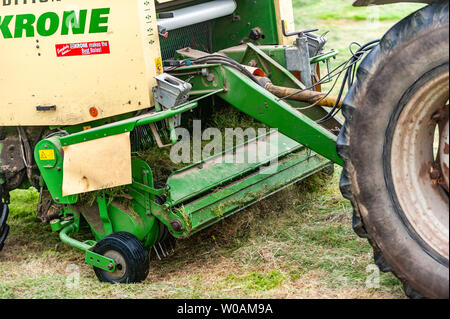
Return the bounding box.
[30,0,341,276]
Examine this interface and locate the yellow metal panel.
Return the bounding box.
[62,133,132,196]
[274,0,295,46]
[0,0,161,126]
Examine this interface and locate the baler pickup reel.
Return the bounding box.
[33,37,345,275]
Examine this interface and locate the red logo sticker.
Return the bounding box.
[55,41,110,57]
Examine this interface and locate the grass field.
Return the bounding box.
[0,1,424,299]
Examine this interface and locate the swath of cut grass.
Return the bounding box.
[1,169,405,298]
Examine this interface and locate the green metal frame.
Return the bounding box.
[211,0,280,52]
[56,209,116,272]
[169,63,342,165]
[35,64,342,233]
[32,39,343,272]
[176,44,342,131]
[0,0,351,280]
[184,149,330,235]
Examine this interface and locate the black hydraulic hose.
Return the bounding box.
[192,55,263,86]
[165,39,380,124]
[316,65,350,124]
[316,39,380,124]
[165,54,264,86]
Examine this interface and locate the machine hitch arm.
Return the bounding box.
[219,66,343,166]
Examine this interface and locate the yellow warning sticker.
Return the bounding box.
[39,149,55,161]
[155,57,163,75]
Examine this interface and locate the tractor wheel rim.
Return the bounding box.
[104,250,127,280]
[439,116,449,192]
[391,70,449,261]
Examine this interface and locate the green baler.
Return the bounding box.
[1,0,448,298]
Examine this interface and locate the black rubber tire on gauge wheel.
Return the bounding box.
[93,232,150,284]
[337,1,449,299]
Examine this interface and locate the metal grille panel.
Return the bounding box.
[159,21,213,60]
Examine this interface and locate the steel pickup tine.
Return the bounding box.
[158,243,167,258]
[153,246,162,261]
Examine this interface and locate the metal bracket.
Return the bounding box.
[58,222,116,272]
[281,20,327,87]
[281,20,318,38]
[85,250,116,273]
[154,73,192,109]
[97,193,113,236]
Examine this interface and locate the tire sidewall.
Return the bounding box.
[93,232,149,284]
[94,238,135,283]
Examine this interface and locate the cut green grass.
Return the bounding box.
[294,0,425,26]
[1,169,404,299]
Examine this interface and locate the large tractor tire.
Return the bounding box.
[337,1,449,299]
